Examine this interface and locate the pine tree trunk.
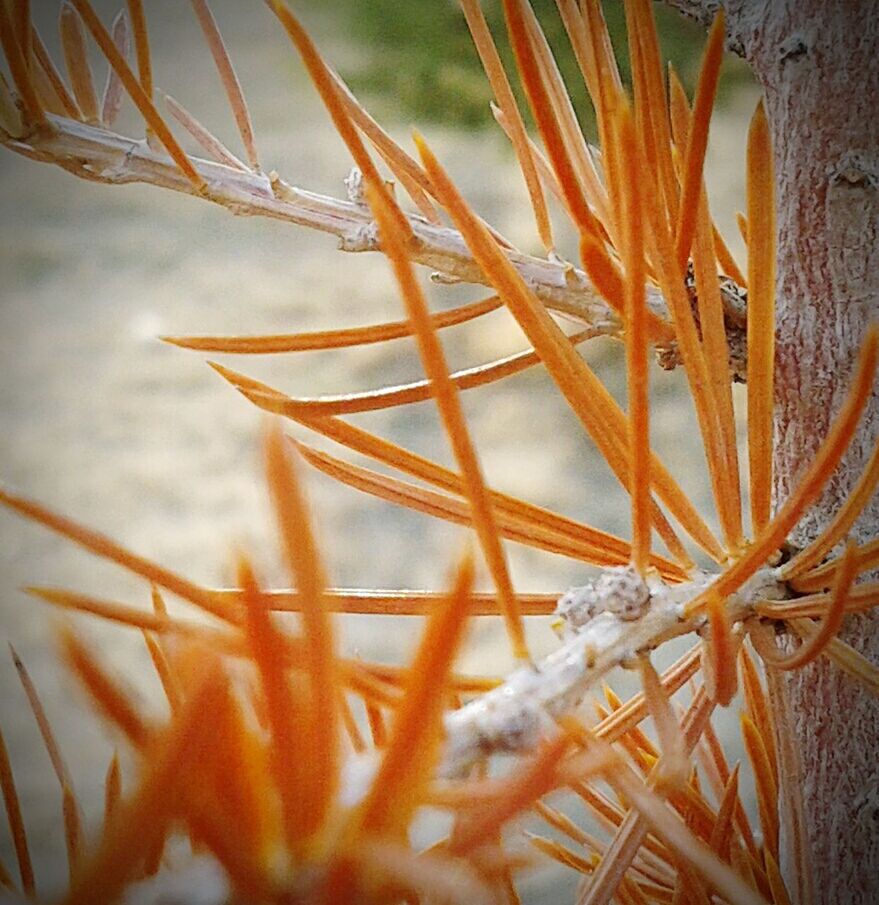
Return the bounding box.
[739,3,878,902]
[670,2,879,901]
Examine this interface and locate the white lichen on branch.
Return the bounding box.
[441,564,787,777]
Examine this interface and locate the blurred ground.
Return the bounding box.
[0,1,760,899]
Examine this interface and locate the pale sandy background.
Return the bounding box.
[0,1,760,899]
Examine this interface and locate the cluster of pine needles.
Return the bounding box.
[1,1,878,903]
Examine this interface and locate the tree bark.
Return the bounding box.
[724,2,879,902]
[667,0,878,900]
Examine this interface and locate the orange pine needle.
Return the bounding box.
[519,1,610,229]
[263,420,339,835]
[337,690,366,754]
[164,293,502,354]
[580,0,624,164]
[69,0,205,190]
[62,784,81,879]
[364,700,387,748]
[143,630,181,711]
[459,0,553,250]
[755,583,879,620]
[0,0,42,125]
[24,582,497,704]
[708,763,740,863]
[638,110,735,559]
[581,800,659,904]
[264,408,636,581]
[603,704,653,776]
[627,0,678,226]
[358,552,474,837]
[9,644,69,788]
[125,0,151,102]
[327,70,441,223]
[537,802,674,889]
[700,720,759,860]
[764,849,792,905]
[576,688,715,904]
[270,411,684,579]
[189,0,259,171]
[612,769,760,905]
[791,538,879,592]
[687,326,879,613]
[713,224,747,288]
[103,752,121,829]
[603,685,659,759]
[0,485,234,622]
[667,62,690,148]
[12,0,30,67]
[267,1,409,239]
[555,0,598,99]
[10,643,86,879]
[27,43,68,117]
[577,231,632,319]
[738,645,778,789]
[100,10,128,127]
[0,857,13,891]
[356,840,498,905]
[232,585,559,617]
[566,721,762,905]
[451,734,578,853]
[703,591,738,706]
[595,644,702,746]
[414,129,720,564]
[615,102,651,573]
[344,666,403,712]
[60,1,99,123]
[666,63,746,289]
[200,686,275,871]
[528,832,596,875]
[761,667,812,905]
[490,107,563,210]
[23,585,226,639]
[638,656,687,785]
[692,185,744,551]
[797,628,879,697]
[674,10,726,273]
[573,782,629,836]
[502,0,604,246]
[739,713,779,861]
[533,801,592,850]
[753,542,857,670]
[63,664,256,905]
[368,161,533,663]
[746,98,776,535]
[238,554,314,858]
[292,437,636,567]
[220,328,594,417]
[781,436,879,579]
[62,630,150,748]
[0,725,35,896]
[736,211,749,248]
[361,661,499,696]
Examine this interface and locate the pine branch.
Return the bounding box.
[439,564,784,778]
[0,114,747,370]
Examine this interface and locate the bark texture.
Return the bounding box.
[730,2,879,902]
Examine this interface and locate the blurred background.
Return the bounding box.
[0,1,760,899]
